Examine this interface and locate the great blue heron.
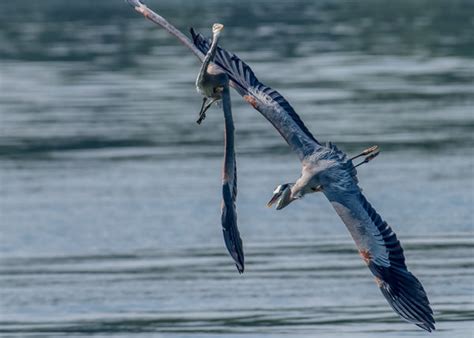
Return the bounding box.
[195,23,244,273]
[125,1,244,273]
[195,23,226,125]
[125,0,435,331]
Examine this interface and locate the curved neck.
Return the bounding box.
[197,32,220,84]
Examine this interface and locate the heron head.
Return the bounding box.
[212,23,224,36]
[267,183,295,210]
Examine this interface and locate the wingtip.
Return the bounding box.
[414,314,436,332]
[232,251,245,274]
[416,321,436,332]
[377,270,435,332]
[125,0,143,10]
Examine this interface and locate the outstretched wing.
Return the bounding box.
[324,181,435,331]
[126,1,320,160]
[191,28,321,161]
[221,87,244,273]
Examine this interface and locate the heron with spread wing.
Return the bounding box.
[125,0,435,331]
[126,0,245,273]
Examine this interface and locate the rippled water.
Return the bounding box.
[1,0,473,337]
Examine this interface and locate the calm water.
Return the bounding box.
[1,0,473,337]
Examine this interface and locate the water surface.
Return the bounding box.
[0,0,473,337]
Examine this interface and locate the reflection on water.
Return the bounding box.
[0,0,473,337]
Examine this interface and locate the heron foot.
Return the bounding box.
[350,145,379,161]
[354,150,380,168]
[196,97,218,125]
[196,97,208,124]
[196,112,206,125]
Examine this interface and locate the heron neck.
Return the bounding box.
[197,33,220,84]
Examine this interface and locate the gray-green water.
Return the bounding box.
[1,0,473,337]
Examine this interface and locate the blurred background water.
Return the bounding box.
[0,0,473,337]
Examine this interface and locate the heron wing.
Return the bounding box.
[126,1,319,160]
[191,28,321,161]
[324,183,435,331]
[221,87,244,273]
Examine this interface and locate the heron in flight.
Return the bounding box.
[195,23,227,125]
[125,0,435,331]
[126,1,245,272]
[195,23,244,273]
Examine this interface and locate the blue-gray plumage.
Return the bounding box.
[126,0,434,331]
[125,1,244,273]
[192,30,435,332]
[194,24,244,273]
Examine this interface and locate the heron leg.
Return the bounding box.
[350,145,379,161]
[196,97,208,124]
[196,97,218,124]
